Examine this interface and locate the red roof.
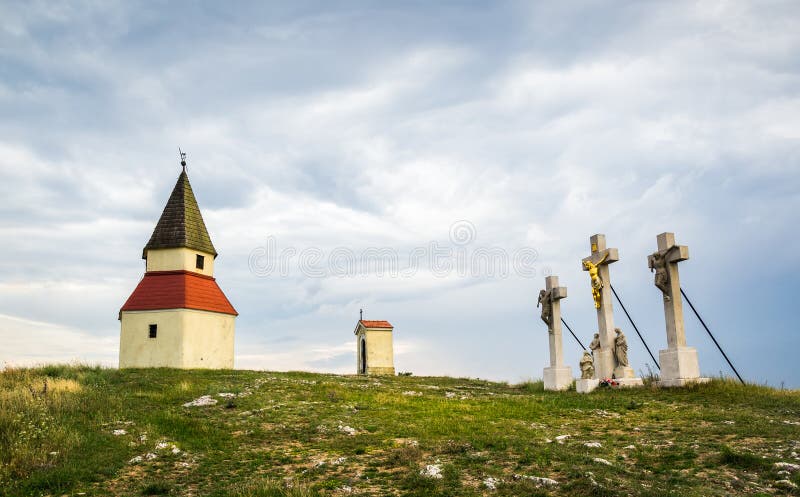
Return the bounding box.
[359,320,393,329]
[120,270,237,316]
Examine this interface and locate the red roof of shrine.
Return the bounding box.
[120,270,238,317]
[359,320,393,329]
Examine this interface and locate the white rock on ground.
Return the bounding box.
[128,455,143,464]
[402,391,422,396]
[593,458,612,466]
[775,479,798,489]
[217,392,236,398]
[112,429,127,436]
[338,424,357,436]
[183,395,218,407]
[421,464,443,479]
[623,445,636,449]
[555,435,571,444]
[774,462,800,472]
[584,442,602,448]
[513,474,558,487]
[483,477,500,490]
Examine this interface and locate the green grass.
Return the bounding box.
[1,366,799,496]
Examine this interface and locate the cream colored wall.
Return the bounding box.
[119,308,234,369]
[145,248,215,276]
[360,328,395,375]
[181,309,235,369]
[119,310,185,368]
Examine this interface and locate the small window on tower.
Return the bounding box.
[149,324,157,339]
[196,254,205,269]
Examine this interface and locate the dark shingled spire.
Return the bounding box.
[142,170,217,259]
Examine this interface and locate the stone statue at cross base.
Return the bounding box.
[648,246,677,302]
[582,253,608,309]
[614,328,629,367]
[579,351,595,379]
[589,333,600,356]
[537,289,553,331]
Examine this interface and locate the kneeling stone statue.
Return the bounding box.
[579,350,595,379]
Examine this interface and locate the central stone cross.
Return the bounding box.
[581,234,619,379]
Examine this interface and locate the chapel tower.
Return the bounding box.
[118,159,237,368]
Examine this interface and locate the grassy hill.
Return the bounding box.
[1,366,799,496]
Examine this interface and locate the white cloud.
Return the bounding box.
[0,313,117,368]
[0,1,798,385]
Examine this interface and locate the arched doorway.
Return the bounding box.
[360,337,367,374]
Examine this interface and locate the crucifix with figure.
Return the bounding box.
[541,275,572,391]
[581,234,641,385]
[648,232,709,387]
[581,234,619,379]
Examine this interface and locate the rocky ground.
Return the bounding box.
[1,366,799,496]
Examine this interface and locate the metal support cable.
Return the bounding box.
[560,317,587,351]
[680,288,745,384]
[609,284,660,370]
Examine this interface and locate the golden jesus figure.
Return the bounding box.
[582,253,608,309]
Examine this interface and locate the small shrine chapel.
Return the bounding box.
[354,313,395,375]
[118,160,237,368]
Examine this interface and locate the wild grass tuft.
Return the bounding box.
[718,445,771,471]
[141,480,173,495]
[220,479,320,497]
[0,366,91,483]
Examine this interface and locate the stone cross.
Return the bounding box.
[545,276,567,367]
[541,275,572,390]
[581,234,619,379]
[648,232,709,387]
[648,232,690,348]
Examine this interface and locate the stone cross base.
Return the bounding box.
[543,366,573,391]
[656,347,710,387]
[612,366,643,387]
[593,349,616,379]
[657,377,711,387]
[615,377,644,388]
[576,378,600,393]
[613,365,637,379]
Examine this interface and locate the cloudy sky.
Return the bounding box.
[1,1,798,386]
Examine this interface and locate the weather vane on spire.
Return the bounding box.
[178,147,187,171]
